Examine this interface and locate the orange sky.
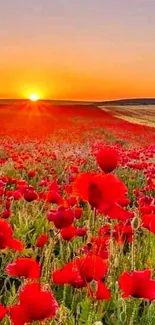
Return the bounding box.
[1,0,155,100]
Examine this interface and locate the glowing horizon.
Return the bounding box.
[29,94,40,102]
[1,0,155,101]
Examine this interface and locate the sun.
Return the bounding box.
[29,94,39,102]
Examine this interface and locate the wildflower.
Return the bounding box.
[47,206,74,229]
[88,280,111,300]
[73,172,128,221]
[76,227,88,237]
[119,270,155,300]
[96,147,118,172]
[0,218,24,252]
[60,225,77,241]
[46,190,63,204]
[6,258,40,279]
[0,305,8,321]
[36,234,48,248]
[142,214,155,234]
[10,282,58,325]
[24,187,38,202]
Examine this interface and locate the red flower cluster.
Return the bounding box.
[1,103,155,323]
[10,283,58,325]
[53,254,109,299]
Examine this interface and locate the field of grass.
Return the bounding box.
[99,105,155,127]
[0,102,155,325]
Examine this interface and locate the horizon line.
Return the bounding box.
[0,97,155,102]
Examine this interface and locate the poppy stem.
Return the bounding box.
[131,234,135,270]
[93,208,96,232]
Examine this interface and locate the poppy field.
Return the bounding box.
[1,102,155,325]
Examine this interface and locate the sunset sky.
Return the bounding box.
[0,0,155,100]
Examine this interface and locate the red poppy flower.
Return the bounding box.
[141,205,155,215]
[76,227,88,237]
[53,262,80,285]
[53,260,87,288]
[1,209,11,219]
[142,214,155,234]
[117,197,130,207]
[39,180,48,187]
[5,189,15,197]
[70,165,79,174]
[80,235,109,259]
[109,203,134,221]
[13,191,22,200]
[65,184,73,195]
[5,199,11,209]
[24,189,38,202]
[17,179,27,187]
[48,181,59,192]
[60,225,77,241]
[46,190,63,204]
[53,254,108,287]
[67,196,77,207]
[119,270,155,300]
[28,170,36,178]
[0,187,4,196]
[6,258,40,279]
[96,147,118,172]
[0,218,24,252]
[73,172,127,218]
[68,175,76,183]
[71,274,87,288]
[10,282,58,325]
[88,280,111,300]
[0,305,8,321]
[113,222,134,243]
[74,207,83,219]
[47,206,74,229]
[10,305,27,325]
[36,234,48,247]
[78,255,108,282]
[98,224,111,237]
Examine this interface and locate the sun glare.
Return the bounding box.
[29,94,39,102]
